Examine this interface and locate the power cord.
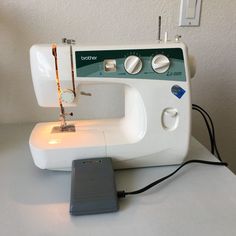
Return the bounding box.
[117,104,228,199]
[192,104,222,161]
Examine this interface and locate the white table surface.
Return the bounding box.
[0,123,235,236]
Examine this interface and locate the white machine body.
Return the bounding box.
[29,42,191,170]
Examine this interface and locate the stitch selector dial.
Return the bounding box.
[152,54,170,73]
[124,56,143,74]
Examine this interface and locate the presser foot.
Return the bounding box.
[51,124,76,133]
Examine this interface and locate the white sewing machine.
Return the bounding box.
[29,39,192,170]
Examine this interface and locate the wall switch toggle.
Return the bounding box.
[186,0,197,19]
[179,0,202,26]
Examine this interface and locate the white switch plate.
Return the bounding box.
[179,0,202,27]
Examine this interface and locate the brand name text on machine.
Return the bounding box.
[81,56,97,60]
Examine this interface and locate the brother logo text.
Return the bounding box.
[81,56,97,60]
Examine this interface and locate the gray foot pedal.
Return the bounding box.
[70,158,118,215]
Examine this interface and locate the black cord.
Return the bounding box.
[192,104,222,161]
[117,104,227,199]
[192,107,214,154]
[117,160,227,198]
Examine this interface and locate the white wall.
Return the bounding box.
[0,0,235,172]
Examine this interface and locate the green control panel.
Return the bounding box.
[75,48,186,81]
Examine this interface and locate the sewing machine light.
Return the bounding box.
[48,139,61,145]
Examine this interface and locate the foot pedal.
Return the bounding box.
[70,158,118,215]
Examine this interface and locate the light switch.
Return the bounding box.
[179,0,202,26]
[186,0,197,18]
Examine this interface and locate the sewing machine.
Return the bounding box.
[29,39,192,170]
